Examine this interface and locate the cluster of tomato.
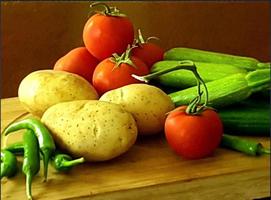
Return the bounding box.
[53,2,164,96]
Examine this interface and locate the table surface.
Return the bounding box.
[1,97,270,200]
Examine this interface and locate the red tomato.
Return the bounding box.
[83,12,134,61]
[92,56,149,95]
[131,42,164,69]
[165,106,223,159]
[54,47,99,83]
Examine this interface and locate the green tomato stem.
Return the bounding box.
[90,2,126,17]
[132,60,194,82]
[111,45,137,69]
[137,29,145,44]
[132,60,209,115]
[135,29,160,45]
[90,2,111,15]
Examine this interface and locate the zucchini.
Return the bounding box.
[151,60,247,89]
[169,69,270,108]
[219,99,270,136]
[150,82,179,94]
[250,89,270,101]
[164,47,270,71]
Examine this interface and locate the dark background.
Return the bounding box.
[1,1,270,98]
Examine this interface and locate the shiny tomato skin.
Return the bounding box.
[131,43,164,68]
[54,47,99,83]
[165,106,223,159]
[83,14,134,61]
[92,56,149,95]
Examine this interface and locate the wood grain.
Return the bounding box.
[1,98,270,200]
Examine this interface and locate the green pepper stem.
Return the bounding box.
[61,157,85,167]
[258,146,271,155]
[132,60,209,114]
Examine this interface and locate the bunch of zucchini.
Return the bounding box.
[150,47,270,136]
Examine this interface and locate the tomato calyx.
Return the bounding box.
[90,2,127,17]
[110,45,137,70]
[133,29,160,47]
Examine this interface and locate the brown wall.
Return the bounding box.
[1,1,270,98]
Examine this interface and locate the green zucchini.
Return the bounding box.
[150,82,179,94]
[250,89,270,101]
[151,60,247,89]
[169,69,270,108]
[218,99,270,136]
[164,47,270,71]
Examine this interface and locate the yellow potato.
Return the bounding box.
[41,100,137,161]
[18,70,98,117]
[100,84,175,135]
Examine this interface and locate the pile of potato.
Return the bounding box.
[18,70,174,161]
[16,3,175,162]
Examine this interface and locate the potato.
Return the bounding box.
[18,70,98,117]
[100,84,175,135]
[41,100,137,161]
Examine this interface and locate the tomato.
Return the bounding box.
[165,106,223,159]
[131,29,164,69]
[54,47,99,83]
[131,42,164,69]
[83,5,134,61]
[92,55,149,95]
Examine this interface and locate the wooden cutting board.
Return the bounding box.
[1,98,270,200]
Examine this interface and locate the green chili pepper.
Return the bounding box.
[22,129,40,200]
[4,142,43,160]
[51,152,85,172]
[221,134,270,156]
[4,142,24,156]
[3,117,56,181]
[1,150,18,179]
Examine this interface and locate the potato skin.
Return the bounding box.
[100,84,175,135]
[18,70,98,117]
[41,100,137,161]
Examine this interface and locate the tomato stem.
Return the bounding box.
[132,60,209,115]
[186,68,209,115]
[90,2,110,14]
[137,29,145,44]
[110,45,137,70]
[132,60,194,82]
[134,29,160,46]
[90,2,126,17]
